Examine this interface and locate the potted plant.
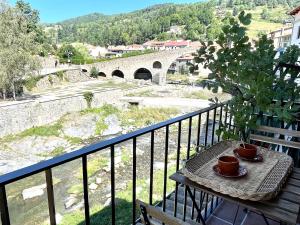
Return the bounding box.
[191,11,300,153]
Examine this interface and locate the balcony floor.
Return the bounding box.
[206,200,280,225]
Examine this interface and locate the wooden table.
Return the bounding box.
[170,168,300,225]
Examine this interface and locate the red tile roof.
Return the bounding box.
[164,41,190,47]
[289,5,300,15]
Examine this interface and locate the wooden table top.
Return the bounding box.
[170,168,300,225]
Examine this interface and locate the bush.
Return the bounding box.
[83,92,94,108]
[23,76,42,91]
[56,71,64,81]
[90,66,99,78]
[48,76,53,85]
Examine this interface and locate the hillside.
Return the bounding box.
[51,0,300,45]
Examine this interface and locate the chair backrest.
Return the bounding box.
[136,200,191,225]
[250,125,300,150]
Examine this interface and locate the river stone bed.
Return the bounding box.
[0,104,218,225]
[62,113,100,139]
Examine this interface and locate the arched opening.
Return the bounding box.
[134,68,152,81]
[112,70,124,78]
[166,54,195,84]
[82,68,88,73]
[153,61,162,69]
[98,72,106,77]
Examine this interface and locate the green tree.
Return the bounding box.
[192,11,300,141]
[83,91,94,108]
[261,8,269,20]
[15,0,51,52]
[0,2,40,100]
[57,44,85,64]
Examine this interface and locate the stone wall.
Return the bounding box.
[0,86,152,138]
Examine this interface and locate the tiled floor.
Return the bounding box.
[206,201,280,225]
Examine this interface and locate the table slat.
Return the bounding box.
[283,185,300,196]
[287,178,300,187]
[261,198,299,214]
[291,172,300,180]
[279,191,300,204]
[293,167,300,174]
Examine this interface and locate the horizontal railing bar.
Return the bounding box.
[0,102,224,185]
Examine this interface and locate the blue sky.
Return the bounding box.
[8,0,202,23]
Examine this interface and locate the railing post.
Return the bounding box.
[211,108,217,146]
[82,155,90,225]
[163,125,169,212]
[196,113,202,151]
[218,106,223,142]
[205,111,209,147]
[149,131,154,205]
[0,185,10,225]
[187,117,192,159]
[45,169,56,225]
[111,145,116,225]
[132,137,137,225]
[174,121,181,217]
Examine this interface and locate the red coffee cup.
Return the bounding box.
[237,144,257,159]
[218,156,239,175]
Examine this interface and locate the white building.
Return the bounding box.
[89,46,109,58]
[289,6,300,47]
[268,26,293,50]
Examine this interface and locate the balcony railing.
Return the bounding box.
[0,99,299,225]
[0,102,227,225]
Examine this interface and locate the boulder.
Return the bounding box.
[154,162,164,170]
[102,115,122,136]
[64,196,77,209]
[89,183,98,190]
[22,184,46,200]
[104,197,111,207]
[56,213,63,224]
[62,113,99,139]
[96,177,102,184]
[115,155,122,165]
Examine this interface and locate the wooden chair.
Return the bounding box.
[250,125,300,153]
[136,200,200,225]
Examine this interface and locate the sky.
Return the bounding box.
[8,0,202,23]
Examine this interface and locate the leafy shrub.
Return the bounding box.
[83,91,94,108]
[23,76,42,91]
[193,11,300,141]
[90,66,99,78]
[48,76,53,85]
[56,71,64,81]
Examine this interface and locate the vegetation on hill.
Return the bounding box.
[54,2,222,45]
[51,0,300,46]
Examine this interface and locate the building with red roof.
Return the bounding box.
[289,5,300,47]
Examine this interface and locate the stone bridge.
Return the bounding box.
[80,47,198,84]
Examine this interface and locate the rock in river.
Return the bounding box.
[102,115,122,136]
[62,113,100,139]
[22,184,46,200]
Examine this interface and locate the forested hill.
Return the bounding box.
[52,0,300,46]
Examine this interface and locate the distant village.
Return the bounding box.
[76,39,200,59]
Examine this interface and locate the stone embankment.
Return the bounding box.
[0,85,152,138]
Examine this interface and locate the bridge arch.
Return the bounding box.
[98,72,106,77]
[112,70,124,78]
[153,61,162,69]
[134,68,152,81]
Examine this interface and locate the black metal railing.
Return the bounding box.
[0,102,228,225]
